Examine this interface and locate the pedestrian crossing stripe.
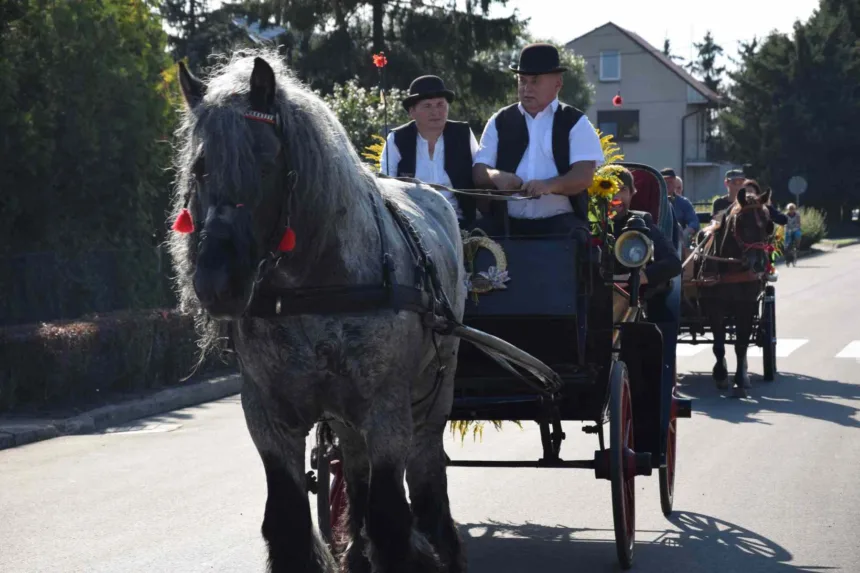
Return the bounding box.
[676,339,809,358]
[835,341,860,359]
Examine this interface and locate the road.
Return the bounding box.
[2,246,858,573]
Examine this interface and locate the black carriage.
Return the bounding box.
[679,209,778,382]
[309,164,692,570]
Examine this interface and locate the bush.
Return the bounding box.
[318,80,409,154]
[798,206,827,249]
[0,310,234,413]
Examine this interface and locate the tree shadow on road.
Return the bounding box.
[677,371,860,429]
[458,511,835,573]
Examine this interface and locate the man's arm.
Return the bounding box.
[679,196,700,231]
[521,115,604,197]
[768,205,788,225]
[471,114,523,190]
[642,224,682,285]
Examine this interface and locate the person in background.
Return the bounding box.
[380,75,480,227]
[660,168,699,244]
[784,203,802,251]
[712,169,745,214]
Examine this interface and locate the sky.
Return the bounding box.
[488,0,822,70]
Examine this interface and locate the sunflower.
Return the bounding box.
[589,174,620,200]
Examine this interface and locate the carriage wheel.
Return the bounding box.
[609,360,636,570]
[659,369,678,517]
[762,285,777,382]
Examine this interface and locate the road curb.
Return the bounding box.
[0,373,241,451]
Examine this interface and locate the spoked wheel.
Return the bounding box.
[761,285,777,381]
[659,376,678,516]
[609,361,636,570]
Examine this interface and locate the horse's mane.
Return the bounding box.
[167,49,379,359]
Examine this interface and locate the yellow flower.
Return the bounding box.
[596,130,624,164]
[589,175,619,199]
[361,134,386,169]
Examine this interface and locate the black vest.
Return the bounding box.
[391,120,476,223]
[494,102,587,218]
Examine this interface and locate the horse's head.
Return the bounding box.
[727,184,774,273]
[174,56,291,319]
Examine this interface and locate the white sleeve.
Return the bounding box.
[379,131,401,176]
[469,128,480,157]
[569,115,605,167]
[472,115,499,168]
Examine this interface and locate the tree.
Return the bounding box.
[719,2,860,217]
[686,31,726,94]
[0,0,180,313]
[160,0,253,74]
[662,37,684,63]
[241,0,526,115]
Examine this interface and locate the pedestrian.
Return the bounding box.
[660,168,699,244]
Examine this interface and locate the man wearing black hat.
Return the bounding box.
[380,75,480,226]
[472,43,604,236]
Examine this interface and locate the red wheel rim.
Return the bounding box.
[329,460,347,535]
[621,381,635,542]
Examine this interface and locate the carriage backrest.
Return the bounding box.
[630,169,661,222]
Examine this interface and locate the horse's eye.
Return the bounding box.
[193,157,206,180]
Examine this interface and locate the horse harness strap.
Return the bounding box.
[246,192,458,336]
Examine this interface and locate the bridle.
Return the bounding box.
[729,202,774,256]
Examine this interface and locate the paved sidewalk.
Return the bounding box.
[0,373,241,451]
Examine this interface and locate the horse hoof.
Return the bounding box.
[737,376,751,389]
[733,386,748,399]
[715,378,729,390]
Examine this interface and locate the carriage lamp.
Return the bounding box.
[614,216,654,269]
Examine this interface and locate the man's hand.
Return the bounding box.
[489,170,523,191]
[521,179,556,197]
[639,269,649,285]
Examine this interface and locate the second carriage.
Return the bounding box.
[310,163,692,570]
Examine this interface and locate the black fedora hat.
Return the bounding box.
[509,43,568,75]
[401,75,455,111]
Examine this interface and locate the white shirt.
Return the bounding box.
[380,128,480,220]
[473,98,605,219]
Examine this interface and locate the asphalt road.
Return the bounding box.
[2,246,858,573]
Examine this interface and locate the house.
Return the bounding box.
[566,22,738,204]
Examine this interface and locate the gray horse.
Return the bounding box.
[168,50,467,573]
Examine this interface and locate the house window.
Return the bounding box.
[599,50,621,81]
[597,110,639,142]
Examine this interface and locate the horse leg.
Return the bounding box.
[364,407,442,573]
[732,300,757,398]
[330,423,372,573]
[241,381,336,573]
[708,301,729,389]
[407,421,466,573]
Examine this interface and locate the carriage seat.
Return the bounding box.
[630,169,662,223]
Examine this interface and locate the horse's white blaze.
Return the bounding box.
[747,338,808,358]
[835,340,860,359]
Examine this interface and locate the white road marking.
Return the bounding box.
[747,338,808,358]
[835,340,860,359]
[676,344,709,357]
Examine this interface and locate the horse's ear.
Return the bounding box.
[760,187,772,205]
[737,186,748,206]
[249,57,277,112]
[178,61,206,109]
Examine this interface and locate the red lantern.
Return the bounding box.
[612,93,623,107]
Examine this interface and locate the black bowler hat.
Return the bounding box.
[509,43,568,75]
[401,75,455,111]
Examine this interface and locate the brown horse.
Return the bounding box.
[696,185,774,397]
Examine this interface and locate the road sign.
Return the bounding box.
[788,176,807,195]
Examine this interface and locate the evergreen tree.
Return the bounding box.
[160,0,252,73]
[686,30,726,94]
[662,37,684,63]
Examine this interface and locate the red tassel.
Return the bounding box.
[278,227,296,252]
[172,208,194,233]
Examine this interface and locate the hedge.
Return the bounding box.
[0,309,234,413]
